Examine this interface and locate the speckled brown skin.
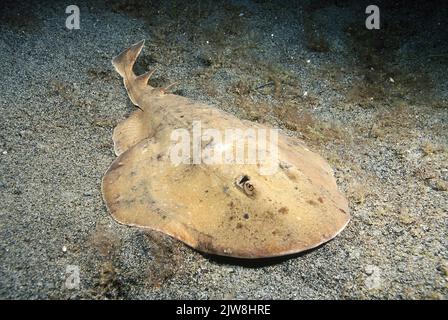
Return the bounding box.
[102,40,350,258]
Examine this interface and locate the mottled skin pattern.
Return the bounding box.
[102,40,350,258]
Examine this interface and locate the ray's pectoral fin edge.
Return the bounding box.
[112,110,150,156]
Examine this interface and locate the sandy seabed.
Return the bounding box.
[0,0,447,299]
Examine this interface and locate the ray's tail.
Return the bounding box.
[112,40,154,106]
[112,40,181,105]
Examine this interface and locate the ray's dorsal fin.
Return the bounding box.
[160,81,180,94]
[135,68,156,87]
[112,110,150,156]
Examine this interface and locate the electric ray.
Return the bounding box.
[102,40,350,258]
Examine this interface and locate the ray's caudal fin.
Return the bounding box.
[112,39,155,106]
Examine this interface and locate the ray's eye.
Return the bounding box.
[236,175,255,197]
[243,182,255,196]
